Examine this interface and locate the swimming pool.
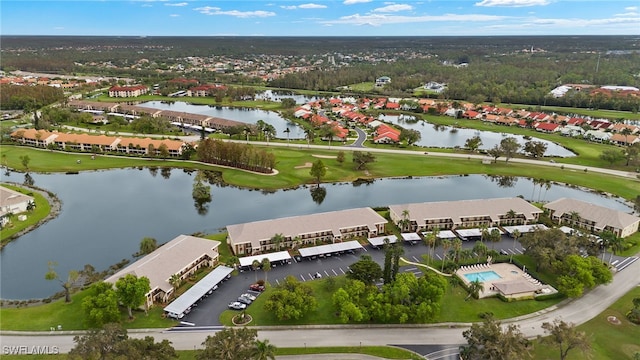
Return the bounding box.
[464,270,501,282]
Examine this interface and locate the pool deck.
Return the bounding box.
[456,262,553,299]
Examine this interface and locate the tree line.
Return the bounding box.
[0,84,65,110]
[196,138,276,174]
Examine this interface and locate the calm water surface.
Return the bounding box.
[140,101,306,140]
[379,114,575,157]
[0,169,630,299]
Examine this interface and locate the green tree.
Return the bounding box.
[252,260,261,282]
[336,150,345,165]
[599,149,625,165]
[487,145,503,163]
[81,281,120,328]
[270,233,284,251]
[399,128,421,145]
[461,316,532,360]
[352,151,376,170]
[115,274,151,319]
[348,254,383,285]
[280,98,296,109]
[253,339,277,360]
[464,135,483,152]
[19,154,30,172]
[541,319,591,360]
[169,274,181,299]
[466,279,483,300]
[523,140,548,158]
[45,261,80,303]
[264,275,317,321]
[309,159,326,184]
[197,327,258,360]
[500,136,521,162]
[69,323,177,360]
[138,237,158,256]
[261,257,271,283]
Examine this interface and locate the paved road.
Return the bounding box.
[2,255,638,354]
[61,125,638,181]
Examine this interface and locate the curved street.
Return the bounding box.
[1,257,638,354]
[4,125,638,356]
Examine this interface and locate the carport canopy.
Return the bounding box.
[401,232,422,242]
[456,227,504,239]
[298,240,363,258]
[239,251,292,268]
[430,230,458,239]
[368,235,397,247]
[164,265,234,317]
[502,224,548,235]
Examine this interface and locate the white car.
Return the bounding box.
[228,301,247,310]
[240,293,256,301]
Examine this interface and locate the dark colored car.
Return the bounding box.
[249,283,265,292]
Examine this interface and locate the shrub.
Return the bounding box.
[478,311,494,319]
[534,292,565,301]
[627,309,640,324]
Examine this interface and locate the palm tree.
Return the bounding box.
[608,234,624,263]
[253,339,277,360]
[261,258,271,283]
[423,233,436,265]
[506,209,517,225]
[489,228,501,250]
[466,279,483,300]
[271,233,284,251]
[510,229,521,263]
[304,127,315,148]
[568,211,581,228]
[480,224,489,244]
[252,260,261,282]
[399,209,411,232]
[473,241,488,262]
[169,274,181,299]
[441,239,452,272]
[227,255,239,269]
[539,179,551,202]
[283,127,291,146]
[452,238,463,263]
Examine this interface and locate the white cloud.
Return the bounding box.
[169,14,180,17]
[475,0,550,7]
[344,0,372,4]
[322,13,507,26]
[165,2,188,6]
[299,3,327,9]
[54,26,64,30]
[282,3,327,10]
[531,16,640,27]
[373,4,413,12]
[194,6,276,18]
[625,6,638,11]
[615,12,638,17]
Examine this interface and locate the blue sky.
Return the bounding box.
[2,0,639,36]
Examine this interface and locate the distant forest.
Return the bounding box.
[2,36,639,111]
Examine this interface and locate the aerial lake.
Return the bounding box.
[0,169,631,299]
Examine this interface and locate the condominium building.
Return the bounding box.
[544,198,640,238]
[388,197,542,232]
[226,207,387,255]
[105,235,221,307]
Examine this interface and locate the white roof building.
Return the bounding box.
[105,235,221,306]
[544,198,640,238]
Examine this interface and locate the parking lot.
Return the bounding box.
[175,233,634,328]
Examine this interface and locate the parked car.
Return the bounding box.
[240,293,256,301]
[228,301,247,310]
[237,296,252,305]
[249,283,265,292]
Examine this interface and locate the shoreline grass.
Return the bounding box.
[2,145,638,202]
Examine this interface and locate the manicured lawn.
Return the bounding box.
[220,271,563,327]
[0,184,51,246]
[532,286,640,360]
[348,82,376,92]
[437,283,564,322]
[0,289,177,331]
[3,145,639,202]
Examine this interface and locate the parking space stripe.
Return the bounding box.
[300,274,306,281]
[324,270,330,277]
[340,268,345,274]
[332,269,338,276]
